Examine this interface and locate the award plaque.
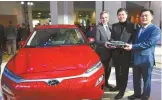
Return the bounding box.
[107,41,127,48]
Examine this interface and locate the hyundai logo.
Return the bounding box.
[47,80,60,86]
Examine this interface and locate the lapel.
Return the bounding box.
[100,23,110,40]
[135,28,140,43]
[136,24,153,42]
[120,22,132,42]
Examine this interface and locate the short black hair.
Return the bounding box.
[117,8,128,15]
[140,9,154,16]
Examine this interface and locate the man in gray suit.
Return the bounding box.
[5,21,17,55]
[95,11,113,89]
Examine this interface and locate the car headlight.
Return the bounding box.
[84,61,102,76]
[3,67,24,83]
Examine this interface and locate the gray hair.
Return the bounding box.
[100,11,110,19]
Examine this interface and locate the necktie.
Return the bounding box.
[105,26,108,31]
[105,26,110,40]
[138,27,145,38]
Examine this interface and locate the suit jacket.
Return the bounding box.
[19,27,29,41]
[132,24,161,67]
[111,21,136,43]
[95,23,112,60]
[111,21,136,63]
[0,24,5,46]
[5,25,17,40]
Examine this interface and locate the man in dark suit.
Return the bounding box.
[110,8,137,99]
[19,23,29,41]
[125,9,161,100]
[0,24,5,73]
[95,11,113,89]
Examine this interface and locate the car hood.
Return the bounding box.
[7,45,99,77]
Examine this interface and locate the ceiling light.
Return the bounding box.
[21,1,24,4]
[27,2,30,5]
[30,2,33,5]
[38,13,41,15]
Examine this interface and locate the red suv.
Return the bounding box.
[1,25,104,100]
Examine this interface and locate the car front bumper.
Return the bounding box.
[1,67,104,100]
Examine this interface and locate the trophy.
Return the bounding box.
[107,41,127,48]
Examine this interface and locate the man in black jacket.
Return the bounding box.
[19,23,29,41]
[110,8,137,99]
[95,11,113,89]
[0,24,5,73]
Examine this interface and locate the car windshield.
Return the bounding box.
[26,28,86,47]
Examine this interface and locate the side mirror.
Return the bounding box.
[18,41,25,48]
[88,37,95,44]
[88,37,96,50]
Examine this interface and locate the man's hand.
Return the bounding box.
[105,42,116,49]
[104,42,109,48]
[124,43,132,51]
